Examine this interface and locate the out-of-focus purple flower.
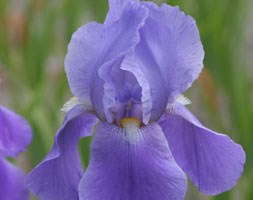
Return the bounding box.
[0,105,32,200]
[27,0,245,199]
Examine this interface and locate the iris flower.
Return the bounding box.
[27,0,245,199]
[0,105,32,200]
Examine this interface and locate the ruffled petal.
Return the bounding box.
[0,157,28,200]
[121,3,204,123]
[65,1,148,121]
[27,105,98,200]
[0,105,32,157]
[158,103,245,195]
[141,2,204,102]
[90,2,148,122]
[64,22,103,105]
[79,122,187,200]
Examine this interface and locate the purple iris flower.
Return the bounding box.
[0,105,32,200]
[27,0,245,199]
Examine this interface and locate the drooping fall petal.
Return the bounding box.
[27,106,98,200]
[79,122,187,200]
[158,103,245,194]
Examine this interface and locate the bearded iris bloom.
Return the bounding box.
[0,105,32,200]
[27,0,245,199]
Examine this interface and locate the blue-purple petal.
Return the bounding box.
[0,157,28,200]
[158,103,245,195]
[65,1,148,121]
[122,3,204,123]
[94,0,148,121]
[141,3,204,102]
[0,105,32,157]
[27,106,98,200]
[79,122,187,200]
[65,22,103,105]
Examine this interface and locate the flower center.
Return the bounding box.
[120,117,141,133]
[120,117,142,143]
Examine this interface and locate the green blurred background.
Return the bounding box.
[0,0,252,199]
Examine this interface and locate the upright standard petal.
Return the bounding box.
[121,3,204,123]
[158,103,245,195]
[142,2,204,102]
[0,158,28,200]
[27,105,98,200]
[0,105,32,157]
[65,1,148,121]
[95,0,147,121]
[79,122,187,200]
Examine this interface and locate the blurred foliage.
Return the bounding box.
[0,0,252,199]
